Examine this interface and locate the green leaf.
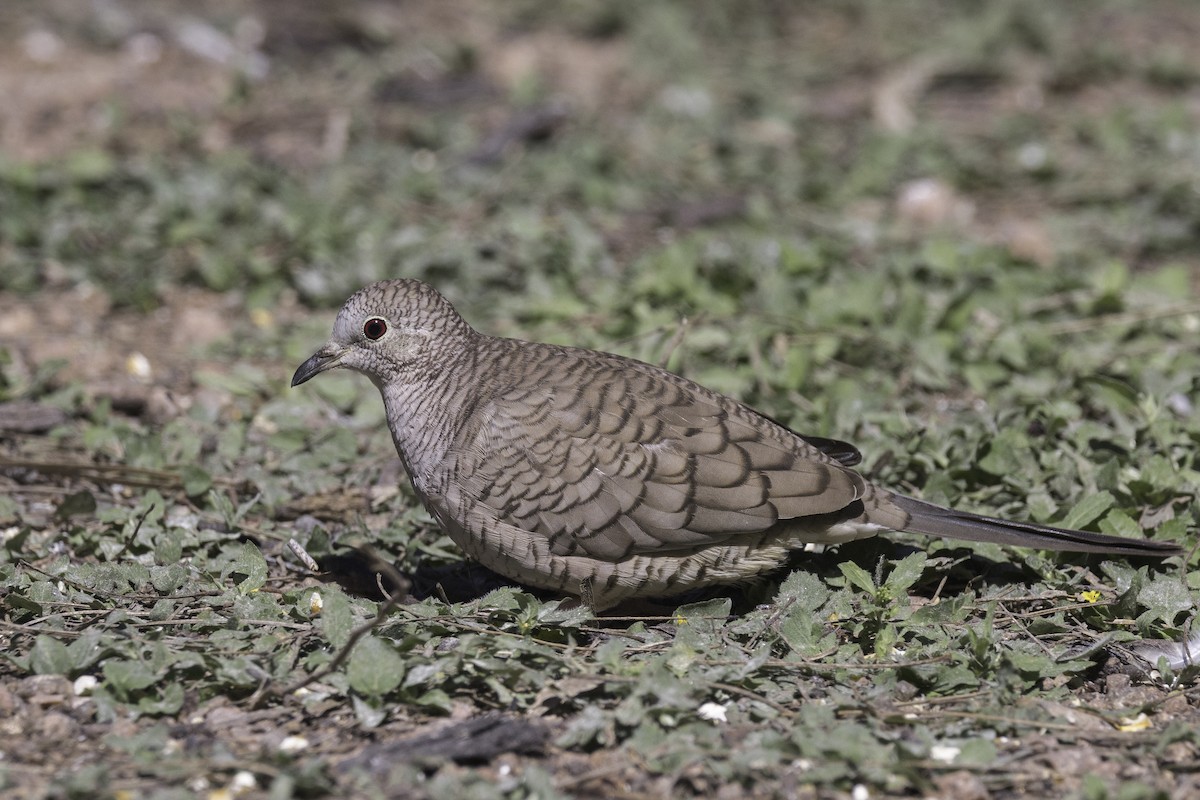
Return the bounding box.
[779,610,832,657]
[347,635,404,697]
[149,563,188,593]
[1005,648,1056,677]
[956,737,997,766]
[138,683,185,716]
[671,597,732,621]
[222,541,268,594]
[774,570,829,612]
[351,693,387,729]
[0,495,22,524]
[558,705,612,749]
[67,629,105,672]
[1137,575,1193,627]
[65,149,117,181]
[1098,509,1142,539]
[410,688,453,714]
[977,429,1031,477]
[30,635,74,675]
[838,562,876,594]
[180,465,212,497]
[536,598,594,627]
[884,552,927,593]
[320,587,356,649]
[1060,491,1115,531]
[55,491,97,519]
[103,660,158,693]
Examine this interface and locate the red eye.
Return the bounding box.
[363,318,388,340]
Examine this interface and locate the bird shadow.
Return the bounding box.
[314,538,1143,618]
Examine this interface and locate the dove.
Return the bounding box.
[292,279,1180,609]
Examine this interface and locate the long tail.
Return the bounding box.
[885,494,1182,557]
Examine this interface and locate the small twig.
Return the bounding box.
[657,317,690,370]
[892,689,993,708]
[129,503,155,541]
[558,748,652,792]
[709,680,793,718]
[996,602,1059,660]
[891,709,1083,731]
[0,618,83,638]
[930,573,949,605]
[745,333,772,399]
[0,456,239,491]
[286,538,320,572]
[751,593,798,652]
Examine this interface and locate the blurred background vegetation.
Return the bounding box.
[5,0,1200,429]
[3,1,1200,797]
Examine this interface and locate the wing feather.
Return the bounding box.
[448,346,866,561]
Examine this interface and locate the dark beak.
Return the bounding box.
[291,346,343,387]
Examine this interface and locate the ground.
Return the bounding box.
[3,1,1200,798]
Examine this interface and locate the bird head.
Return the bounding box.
[291,279,472,389]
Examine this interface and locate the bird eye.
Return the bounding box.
[363,318,388,340]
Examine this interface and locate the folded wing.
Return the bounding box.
[450,349,867,561]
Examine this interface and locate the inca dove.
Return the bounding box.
[292,279,1181,609]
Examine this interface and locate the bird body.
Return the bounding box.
[293,279,1180,609]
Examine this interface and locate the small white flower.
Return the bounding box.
[230,771,257,795]
[278,736,309,755]
[126,352,152,381]
[852,783,869,800]
[72,675,98,696]
[929,744,960,764]
[697,702,728,723]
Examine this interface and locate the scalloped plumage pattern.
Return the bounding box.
[294,280,1181,609]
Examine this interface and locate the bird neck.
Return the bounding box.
[377,337,487,487]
